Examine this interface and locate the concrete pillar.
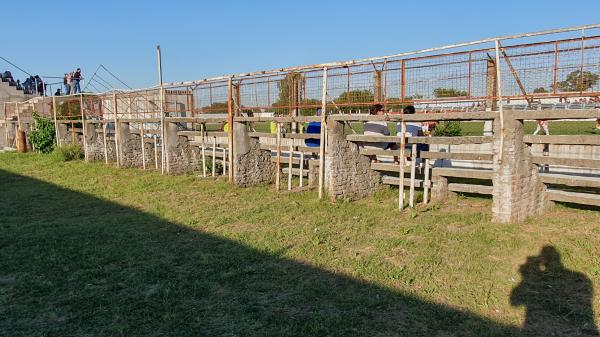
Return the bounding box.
[325,120,381,200]
[484,59,497,136]
[84,121,103,161]
[232,121,274,186]
[164,122,198,175]
[492,117,548,223]
[431,175,449,203]
[57,124,68,146]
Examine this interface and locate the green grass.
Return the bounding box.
[0,153,599,336]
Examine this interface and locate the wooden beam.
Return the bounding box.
[540,173,600,188]
[532,156,600,168]
[547,189,600,207]
[432,167,494,180]
[448,183,493,195]
[523,135,600,145]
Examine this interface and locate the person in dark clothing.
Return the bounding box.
[73,68,82,94]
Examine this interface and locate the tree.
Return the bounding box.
[433,88,467,98]
[533,87,548,94]
[333,90,374,113]
[29,112,56,153]
[433,121,462,137]
[556,70,599,92]
[272,72,305,115]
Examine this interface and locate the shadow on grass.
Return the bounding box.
[511,246,598,336]
[0,169,595,336]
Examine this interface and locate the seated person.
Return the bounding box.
[397,105,428,153]
[304,108,322,148]
[363,104,397,163]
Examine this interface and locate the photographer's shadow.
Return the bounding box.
[511,245,599,336]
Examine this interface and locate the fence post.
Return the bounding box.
[227,77,234,183]
[80,94,88,162]
[113,90,120,168]
[52,96,60,147]
[318,67,328,199]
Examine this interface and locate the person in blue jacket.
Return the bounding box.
[305,108,322,147]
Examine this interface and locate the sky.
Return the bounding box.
[2,0,600,90]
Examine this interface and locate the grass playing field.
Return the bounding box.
[0,153,598,336]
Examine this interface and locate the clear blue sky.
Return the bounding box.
[2,0,599,89]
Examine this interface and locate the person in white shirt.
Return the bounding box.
[397,105,428,162]
[363,104,397,163]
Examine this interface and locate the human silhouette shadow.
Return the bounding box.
[510,246,599,336]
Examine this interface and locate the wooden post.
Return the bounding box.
[553,41,559,94]
[374,70,383,103]
[102,122,109,164]
[299,151,304,187]
[288,140,293,190]
[276,122,281,191]
[227,77,234,183]
[400,60,406,102]
[318,67,328,199]
[409,143,417,208]
[153,136,159,169]
[140,123,146,170]
[423,158,431,204]
[112,91,120,168]
[212,137,216,177]
[52,96,60,147]
[201,123,207,177]
[80,94,88,161]
[398,121,406,210]
[223,147,227,176]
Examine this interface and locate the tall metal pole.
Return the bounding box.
[318,67,328,199]
[157,45,166,174]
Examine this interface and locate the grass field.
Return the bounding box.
[0,153,599,336]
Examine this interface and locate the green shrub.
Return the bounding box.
[433,121,462,137]
[28,112,56,153]
[51,143,84,162]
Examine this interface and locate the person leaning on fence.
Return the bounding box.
[363,104,398,163]
[533,119,550,135]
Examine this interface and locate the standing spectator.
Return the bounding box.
[63,73,70,95]
[35,75,44,96]
[73,68,82,94]
[16,80,23,91]
[66,72,73,95]
[69,72,75,95]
